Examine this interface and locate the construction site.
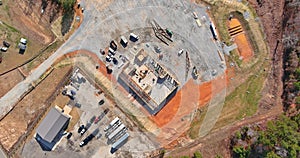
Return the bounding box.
[0,0,272,157]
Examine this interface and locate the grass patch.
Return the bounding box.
[25,40,63,71]
[67,107,80,131]
[213,68,267,129]
[188,107,208,139]
[2,22,20,33]
[4,5,10,18]
[231,49,242,67]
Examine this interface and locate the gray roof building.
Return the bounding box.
[36,107,70,143]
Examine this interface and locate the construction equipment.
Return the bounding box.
[192,66,199,78]
[166,28,173,37]
[151,20,173,45]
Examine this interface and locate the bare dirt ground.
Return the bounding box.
[0,65,72,154]
[4,0,57,44]
[227,18,253,62]
[167,104,282,157]
[248,0,285,110]
[0,70,24,98]
[0,0,59,73]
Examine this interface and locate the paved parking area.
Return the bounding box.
[21,69,157,158]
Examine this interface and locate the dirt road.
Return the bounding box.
[166,104,282,157]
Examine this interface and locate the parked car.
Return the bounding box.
[78,125,84,133]
[94,117,100,124]
[66,132,72,139]
[90,116,96,123]
[0,47,8,52]
[112,58,118,65]
[3,41,10,48]
[98,99,105,105]
[80,127,87,135]
[104,108,109,114]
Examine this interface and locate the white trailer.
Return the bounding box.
[129,33,139,41]
[112,133,129,149]
[104,117,120,131]
[120,36,128,46]
[105,121,122,137]
[108,124,126,140]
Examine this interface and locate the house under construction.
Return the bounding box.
[118,49,179,115]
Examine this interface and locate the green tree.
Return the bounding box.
[296,96,300,105]
[215,154,223,158]
[58,0,76,11]
[235,131,242,139]
[294,82,300,90]
[266,151,280,158]
[194,151,202,158]
[257,115,300,157]
[232,146,250,158]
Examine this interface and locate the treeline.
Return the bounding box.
[281,0,300,113]
[58,0,76,12]
[50,0,76,35]
[231,114,300,158]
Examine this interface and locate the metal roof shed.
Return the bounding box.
[36,107,70,143]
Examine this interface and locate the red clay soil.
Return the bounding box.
[55,50,114,81]
[228,18,253,62]
[150,78,201,128]
[199,82,212,106]
[0,70,24,98]
[150,69,230,128]
[74,0,84,28]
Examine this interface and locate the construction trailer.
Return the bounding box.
[129,33,139,41]
[108,129,127,144]
[108,124,127,140]
[111,133,129,149]
[105,121,122,137]
[104,117,120,131]
[120,36,128,47]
